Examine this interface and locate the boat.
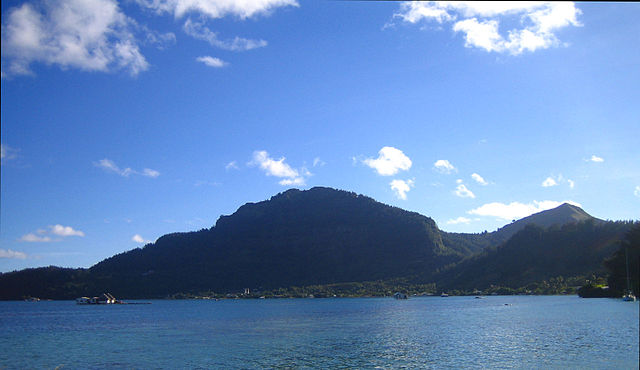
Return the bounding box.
[440,292,449,297]
[622,247,636,302]
[76,293,120,305]
[393,292,408,300]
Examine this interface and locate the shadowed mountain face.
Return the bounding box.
[0,187,633,300]
[492,203,600,241]
[88,187,462,297]
[440,202,601,255]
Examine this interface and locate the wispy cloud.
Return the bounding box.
[390,179,414,200]
[468,200,581,221]
[184,19,267,51]
[634,186,640,198]
[20,233,52,243]
[1,0,147,77]
[136,0,299,20]
[454,184,475,198]
[0,249,27,259]
[225,161,239,170]
[313,157,326,167]
[433,159,456,174]
[393,2,582,55]
[249,150,309,186]
[1,144,19,163]
[94,159,160,178]
[363,147,412,176]
[196,55,227,68]
[471,173,488,186]
[542,174,574,189]
[447,217,472,225]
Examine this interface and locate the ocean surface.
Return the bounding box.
[1,295,638,369]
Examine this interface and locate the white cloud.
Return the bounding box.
[433,159,456,174]
[634,186,640,198]
[50,224,85,237]
[132,234,152,243]
[20,224,85,242]
[454,184,475,198]
[196,55,227,68]
[279,177,306,186]
[447,216,472,225]
[471,173,488,186]
[390,179,414,200]
[136,0,299,20]
[1,144,19,163]
[394,2,582,55]
[142,168,160,178]
[590,155,604,163]
[0,249,28,259]
[1,0,148,77]
[225,161,239,170]
[184,18,267,51]
[313,157,326,167]
[94,158,159,178]
[194,180,221,187]
[95,159,133,176]
[453,18,504,53]
[542,177,558,187]
[364,147,412,176]
[468,200,581,221]
[249,150,308,186]
[20,233,52,242]
[542,174,575,188]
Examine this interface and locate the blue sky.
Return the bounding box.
[1,1,639,272]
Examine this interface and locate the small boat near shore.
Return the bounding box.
[76,293,122,305]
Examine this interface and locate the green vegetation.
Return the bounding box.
[0,187,636,300]
[435,220,634,292]
[579,224,640,298]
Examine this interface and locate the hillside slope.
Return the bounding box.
[88,187,461,297]
[0,188,632,300]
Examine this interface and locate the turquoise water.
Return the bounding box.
[1,296,638,369]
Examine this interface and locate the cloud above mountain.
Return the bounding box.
[394,2,582,55]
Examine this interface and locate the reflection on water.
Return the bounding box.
[1,296,638,369]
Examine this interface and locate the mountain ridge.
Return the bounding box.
[0,187,633,300]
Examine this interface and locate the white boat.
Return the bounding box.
[76,293,119,304]
[622,247,636,302]
[440,292,449,297]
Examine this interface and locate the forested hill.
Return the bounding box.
[88,187,461,297]
[440,202,602,255]
[436,220,634,291]
[0,187,634,300]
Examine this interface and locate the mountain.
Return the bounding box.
[440,203,601,255]
[492,202,600,241]
[436,220,633,291]
[0,187,634,300]
[87,187,463,297]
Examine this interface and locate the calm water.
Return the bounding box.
[1,296,637,369]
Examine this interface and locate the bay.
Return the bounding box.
[1,296,637,369]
